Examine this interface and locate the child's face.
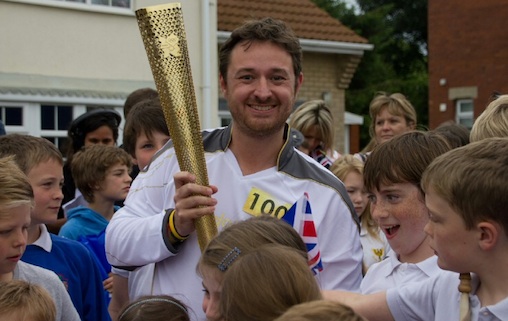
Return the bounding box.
[98,163,132,202]
[424,186,474,272]
[0,205,31,280]
[369,182,430,262]
[134,131,171,170]
[84,125,115,147]
[27,159,64,225]
[200,265,223,321]
[343,171,368,217]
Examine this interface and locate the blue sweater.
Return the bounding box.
[59,206,119,276]
[23,229,111,321]
[59,206,117,241]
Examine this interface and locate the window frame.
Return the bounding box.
[0,102,31,134]
[5,0,134,16]
[455,99,474,129]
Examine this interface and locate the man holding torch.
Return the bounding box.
[106,14,362,321]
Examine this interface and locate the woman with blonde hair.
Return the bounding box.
[289,100,340,168]
[358,92,417,159]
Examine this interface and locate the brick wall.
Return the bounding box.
[299,52,361,153]
[428,0,508,128]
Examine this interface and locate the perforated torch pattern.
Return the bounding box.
[136,3,218,251]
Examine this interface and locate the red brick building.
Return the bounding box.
[428,0,508,129]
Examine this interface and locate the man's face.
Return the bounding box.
[220,40,303,138]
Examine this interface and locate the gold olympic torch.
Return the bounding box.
[135,3,218,251]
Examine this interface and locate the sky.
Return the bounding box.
[343,0,360,13]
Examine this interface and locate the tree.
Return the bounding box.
[313,0,428,148]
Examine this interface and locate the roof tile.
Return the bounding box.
[218,0,368,44]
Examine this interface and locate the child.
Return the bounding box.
[118,295,190,321]
[122,97,170,172]
[50,108,122,233]
[59,144,131,297]
[0,156,80,321]
[62,109,122,209]
[470,94,508,142]
[122,87,158,120]
[0,280,56,321]
[331,154,390,272]
[220,244,322,321]
[59,144,132,241]
[274,300,367,321]
[198,215,310,321]
[324,137,508,321]
[359,131,451,294]
[108,98,170,321]
[433,121,470,148]
[121,89,159,181]
[0,134,111,321]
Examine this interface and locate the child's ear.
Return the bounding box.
[477,221,499,251]
[132,158,138,166]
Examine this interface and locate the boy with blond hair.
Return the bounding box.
[0,280,57,321]
[0,134,110,321]
[0,157,79,321]
[324,137,508,321]
[470,94,508,142]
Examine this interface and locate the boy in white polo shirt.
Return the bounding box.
[324,137,508,321]
[359,131,450,293]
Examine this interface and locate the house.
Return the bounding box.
[0,0,371,153]
[428,0,508,129]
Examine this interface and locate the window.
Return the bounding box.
[41,105,73,130]
[218,98,232,127]
[41,105,74,154]
[0,105,23,126]
[455,99,474,129]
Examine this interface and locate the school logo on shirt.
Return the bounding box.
[372,248,385,261]
[56,273,69,291]
[243,187,290,218]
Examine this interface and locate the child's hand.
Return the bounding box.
[103,274,114,293]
